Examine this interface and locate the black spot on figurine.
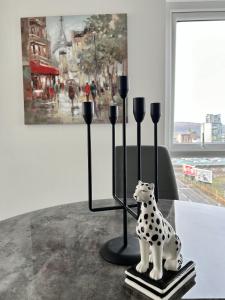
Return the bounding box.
[139,219,142,223]
[149,224,153,230]
[138,230,140,234]
[141,227,144,233]
[152,234,158,241]
[144,214,148,219]
[175,241,178,245]
[151,213,154,217]
[144,203,147,208]
[146,233,150,237]
[156,218,160,225]
[153,206,156,211]
[151,219,154,223]
[148,201,152,205]
[155,227,158,231]
[159,229,162,234]
[162,235,165,240]
[145,221,148,225]
[176,247,179,251]
[149,241,153,246]
[168,227,171,232]
[157,241,161,246]
[168,234,170,238]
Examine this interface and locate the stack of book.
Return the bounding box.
[125,260,196,300]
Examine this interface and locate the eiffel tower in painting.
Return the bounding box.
[53,16,71,54]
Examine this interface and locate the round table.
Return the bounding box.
[0,199,224,300]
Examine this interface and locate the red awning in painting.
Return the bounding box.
[30,61,59,75]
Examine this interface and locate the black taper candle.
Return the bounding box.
[133,97,146,216]
[150,102,161,202]
[82,101,93,125]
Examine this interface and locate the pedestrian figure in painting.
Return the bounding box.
[90,80,99,117]
[68,85,75,114]
[54,82,59,106]
[60,81,65,93]
[85,82,91,101]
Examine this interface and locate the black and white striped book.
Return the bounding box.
[125,260,196,300]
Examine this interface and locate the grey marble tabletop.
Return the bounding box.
[0,199,225,300]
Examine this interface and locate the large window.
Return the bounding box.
[166,9,225,154]
[175,20,225,147]
[166,7,225,206]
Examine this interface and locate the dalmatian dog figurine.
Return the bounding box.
[134,181,182,280]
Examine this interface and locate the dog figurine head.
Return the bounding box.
[133,181,155,203]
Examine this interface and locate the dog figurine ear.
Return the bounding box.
[149,183,155,189]
[138,180,142,185]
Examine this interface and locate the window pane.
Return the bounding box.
[172,157,225,207]
[174,21,225,145]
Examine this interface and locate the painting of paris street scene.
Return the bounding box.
[21,14,128,124]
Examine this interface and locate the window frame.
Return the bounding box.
[165,2,225,158]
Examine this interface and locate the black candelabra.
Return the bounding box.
[82,76,161,266]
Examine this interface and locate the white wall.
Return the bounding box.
[0,0,166,220]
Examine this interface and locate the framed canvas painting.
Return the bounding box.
[20,14,128,124]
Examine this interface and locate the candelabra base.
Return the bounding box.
[100,235,140,266]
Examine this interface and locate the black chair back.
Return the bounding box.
[115,145,179,200]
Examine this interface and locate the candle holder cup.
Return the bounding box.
[82,101,93,125]
[109,104,118,125]
[133,97,145,123]
[118,75,128,99]
[150,102,161,124]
